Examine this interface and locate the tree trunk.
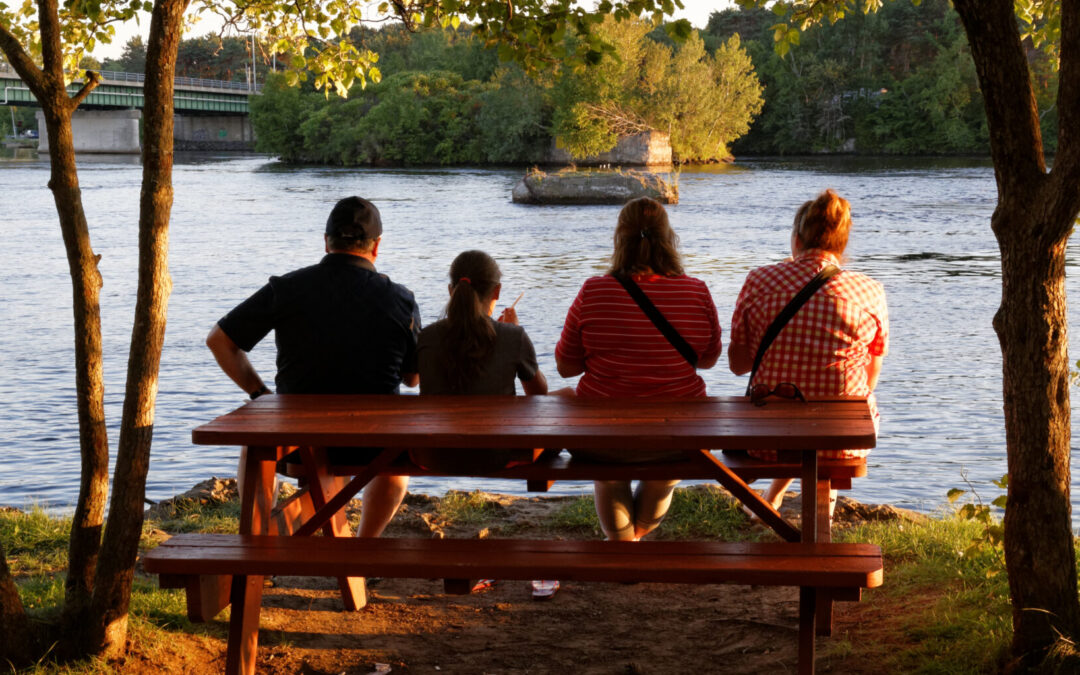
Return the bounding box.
[994,200,1080,668]
[22,0,112,631]
[44,99,111,633]
[952,0,1080,667]
[87,0,186,658]
[1,0,110,659]
[0,541,34,665]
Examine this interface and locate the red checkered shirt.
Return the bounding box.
[730,249,888,459]
[556,273,722,397]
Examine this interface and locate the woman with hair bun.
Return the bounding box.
[728,189,889,513]
[555,197,723,542]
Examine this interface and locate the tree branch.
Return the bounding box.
[952,0,1045,196]
[0,21,47,98]
[37,0,66,90]
[69,71,102,108]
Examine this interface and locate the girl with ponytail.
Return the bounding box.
[416,251,556,599]
[413,250,548,471]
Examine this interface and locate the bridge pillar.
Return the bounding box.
[174,114,254,151]
[36,109,141,154]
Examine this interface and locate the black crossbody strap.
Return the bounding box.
[746,265,840,395]
[613,273,699,368]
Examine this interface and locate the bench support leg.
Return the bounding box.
[185,574,232,622]
[226,574,264,675]
[814,478,834,636]
[799,586,817,675]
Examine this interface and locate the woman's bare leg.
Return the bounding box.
[632,480,680,540]
[593,480,636,541]
[356,474,409,538]
[764,478,795,509]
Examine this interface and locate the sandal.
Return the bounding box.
[531,579,560,600]
[471,578,497,593]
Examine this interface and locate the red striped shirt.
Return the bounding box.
[556,274,722,397]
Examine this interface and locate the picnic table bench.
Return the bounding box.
[143,394,883,675]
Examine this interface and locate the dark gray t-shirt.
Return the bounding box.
[417,318,539,395]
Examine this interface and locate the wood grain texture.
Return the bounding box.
[193,395,876,451]
[145,534,883,589]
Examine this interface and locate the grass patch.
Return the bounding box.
[833,513,1012,673]
[435,490,502,525]
[145,498,241,536]
[546,496,601,534]
[657,485,759,541]
[1,505,71,575]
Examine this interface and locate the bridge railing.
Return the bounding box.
[1,64,261,93]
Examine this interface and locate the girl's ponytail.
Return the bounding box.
[443,251,501,391]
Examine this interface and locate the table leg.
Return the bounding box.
[299,447,367,611]
[239,446,278,536]
[800,453,837,637]
[800,451,819,545]
[815,477,834,635]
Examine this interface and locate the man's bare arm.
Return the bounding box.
[206,324,269,396]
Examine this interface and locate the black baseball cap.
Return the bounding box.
[325,196,383,241]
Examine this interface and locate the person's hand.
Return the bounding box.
[498,307,519,325]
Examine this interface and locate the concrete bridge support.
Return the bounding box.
[174,114,254,151]
[36,109,141,154]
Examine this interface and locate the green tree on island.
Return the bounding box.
[552,16,763,162]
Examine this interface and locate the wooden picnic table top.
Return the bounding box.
[192,394,876,452]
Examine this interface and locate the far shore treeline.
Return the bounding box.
[5,0,1055,160]
[244,0,1058,165]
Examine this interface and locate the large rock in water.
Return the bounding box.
[546,131,673,166]
[512,169,678,205]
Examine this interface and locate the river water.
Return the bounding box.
[0,151,1075,525]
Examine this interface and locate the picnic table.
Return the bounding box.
[144,394,883,675]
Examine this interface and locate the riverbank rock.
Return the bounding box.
[144,477,239,519]
[512,168,677,205]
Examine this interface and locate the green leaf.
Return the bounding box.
[946,488,965,503]
[992,474,1008,489]
[991,495,1007,509]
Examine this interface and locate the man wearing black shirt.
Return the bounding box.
[206,196,419,539]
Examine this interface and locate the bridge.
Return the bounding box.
[1,65,259,152]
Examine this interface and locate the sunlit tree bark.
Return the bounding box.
[949,1,1080,666]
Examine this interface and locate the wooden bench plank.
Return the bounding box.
[145,535,883,589]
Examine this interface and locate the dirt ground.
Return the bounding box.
[125,488,916,675]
